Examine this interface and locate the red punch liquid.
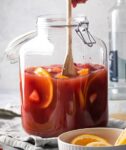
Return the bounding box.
[21,63,108,137]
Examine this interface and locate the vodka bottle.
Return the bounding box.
[109,0,126,100]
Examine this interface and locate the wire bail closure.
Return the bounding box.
[75,17,96,47]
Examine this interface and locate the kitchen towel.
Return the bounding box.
[0,107,58,150]
[0,108,126,150]
[0,134,58,150]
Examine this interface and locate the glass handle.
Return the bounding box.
[5,31,36,64]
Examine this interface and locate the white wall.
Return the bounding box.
[0,0,116,92]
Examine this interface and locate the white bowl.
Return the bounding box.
[58,128,126,150]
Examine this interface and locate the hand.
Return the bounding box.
[72,0,88,7]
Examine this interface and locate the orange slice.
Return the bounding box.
[56,74,69,79]
[78,90,85,109]
[86,141,111,147]
[84,68,107,106]
[34,67,53,108]
[71,134,109,146]
[78,68,89,76]
[34,67,50,77]
[115,128,126,146]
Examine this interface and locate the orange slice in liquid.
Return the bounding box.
[78,68,89,76]
[34,67,53,108]
[56,74,69,79]
[84,68,107,104]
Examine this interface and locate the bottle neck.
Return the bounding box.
[36,17,48,38]
[37,26,48,38]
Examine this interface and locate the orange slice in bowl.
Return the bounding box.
[86,141,111,147]
[71,134,109,146]
[34,67,53,108]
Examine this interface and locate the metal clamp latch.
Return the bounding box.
[75,17,96,47]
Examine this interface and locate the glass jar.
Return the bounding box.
[7,15,108,137]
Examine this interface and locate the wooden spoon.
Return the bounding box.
[62,0,77,77]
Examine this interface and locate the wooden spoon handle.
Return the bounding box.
[62,0,77,77]
[67,0,72,53]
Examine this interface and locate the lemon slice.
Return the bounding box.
[71,134,109,146]
[115,128,126,146]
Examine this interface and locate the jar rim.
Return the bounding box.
[36,14,87,27]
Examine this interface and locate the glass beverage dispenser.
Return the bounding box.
[6,15,108,137]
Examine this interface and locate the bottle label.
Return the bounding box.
[109,50,118,82]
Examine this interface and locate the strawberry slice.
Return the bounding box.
[72,0,87,7]
[29,89,40,102]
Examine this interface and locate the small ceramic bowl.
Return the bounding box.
[58,128,126,150]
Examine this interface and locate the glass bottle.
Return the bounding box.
[109,0,126,100]
[6,15,108,137]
